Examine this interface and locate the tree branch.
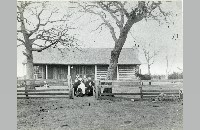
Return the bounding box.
[115,1,129,19]
[28,8,44,37]
[32,43,45,48]
[17,44,24,47]
[17,38,25,44]
[150,50,159,60]
[91,23,106,32]
[22,51,30,58]
[97,2,123,29]
[149,60,155,66]
[28,7,69,38]
[31,41,58,52]
[78,2,118,43]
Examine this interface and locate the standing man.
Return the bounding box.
[83,75,88,84]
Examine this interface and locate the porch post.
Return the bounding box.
[45,65,48,79]
[68,65,70,76]
[117,65,119,80]
[95,65,97,80]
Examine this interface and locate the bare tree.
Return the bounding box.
[141,43,159,76]
[17,1,77,82]
[74,1,171,80]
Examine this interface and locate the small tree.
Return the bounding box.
[141,42,159,76]
[17,1,77,83]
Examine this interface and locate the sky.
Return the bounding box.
[17,1,183,77]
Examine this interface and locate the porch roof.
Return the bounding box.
[30,48,141,65]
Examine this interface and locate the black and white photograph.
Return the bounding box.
[17,0,183,130]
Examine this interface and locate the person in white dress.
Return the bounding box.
[76,78,86,97]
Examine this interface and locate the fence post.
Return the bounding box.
[24,80,29,99]
[68,75,73,99]
[95,80,100,99]
[72,88,74,99]
[179,89,183,99]
[71,77,74,99]
[98,84,101,97]
[149,80,151,85]
[139,86,143,100]
[140,80,143,85]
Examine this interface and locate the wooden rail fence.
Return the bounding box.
[17,76,74,99]
[95,79,183,100]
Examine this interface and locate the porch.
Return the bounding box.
[29,64,139,82]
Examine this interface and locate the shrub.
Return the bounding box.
[168,72,183,79]
[136,73,151,80]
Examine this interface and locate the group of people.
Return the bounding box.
[73,75,95,97]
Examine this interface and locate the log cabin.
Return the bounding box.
[22,48,141,82]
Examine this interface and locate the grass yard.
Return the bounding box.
[17,82,183,130]
[17,97,183,130]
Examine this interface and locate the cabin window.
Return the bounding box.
[34,65,44,79]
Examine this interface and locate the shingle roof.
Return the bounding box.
[31,48,141,65]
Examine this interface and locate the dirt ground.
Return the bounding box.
[17,96,183,130]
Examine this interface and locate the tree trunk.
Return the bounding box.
[105,16,142,95]
[148,64,151,76]
[25,46,35,89]
[106,47,121,80]
[147,64,152,85]
[106,19,136,80]
[26,49,34,79]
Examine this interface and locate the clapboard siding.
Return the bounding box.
[118,65,138,80]
[96,65,109,80]
[96,65,138,80]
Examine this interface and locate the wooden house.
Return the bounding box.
[22,48,141,82]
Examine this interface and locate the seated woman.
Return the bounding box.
[85,77,95,96]
[73,80,81,95]
[76,78,86,97]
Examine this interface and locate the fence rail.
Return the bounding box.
[95,80,183,100]
[141,79,183,82]
[17,76,74,99]
[97,79,183,83]
[17,79,69,88]
[17,89,69,92]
